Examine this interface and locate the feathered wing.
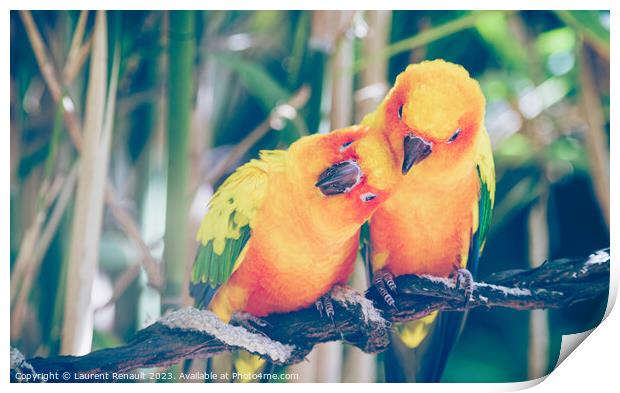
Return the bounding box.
[190,150,286,308]
[360,223,373,284]
[470,128,496,269]
[415,130,495,382]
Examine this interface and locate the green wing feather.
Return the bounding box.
[360,222,373,284]
[467,129,496,272]
[190,150,286,306]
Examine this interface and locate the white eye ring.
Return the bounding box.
[448,128,461,143]
[360,192,377,202]
[398,104,404,120]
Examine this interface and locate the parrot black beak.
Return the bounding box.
[315,160,362,196]
[402,133,432,174]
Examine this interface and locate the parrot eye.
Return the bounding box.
[397,104,404,120]
[448,128,461,143]
[360,192,377,202]
[340,140,353,152]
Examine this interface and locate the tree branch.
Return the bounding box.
[11,248,609,382]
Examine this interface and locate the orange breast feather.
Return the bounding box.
[209,126,392,319]
[370,166,479,277]
[213,168,361,317]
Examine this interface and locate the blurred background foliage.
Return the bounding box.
[10,10,609,382]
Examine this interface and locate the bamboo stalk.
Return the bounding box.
[19,10,83,150]
[10,174,55,303]
[64,36,93,85]
[19,11,63,101]
[578,44,610,227]
[61,11,114,355]
[10,78,20,184]
[354,10,391,122]
[20,10,162,289]
[11,13,91,350]
[527,187,550,379]
[97,264,142,311]
[64,10,89,83]
[10,99,68,308]
[11,164,79,340]
[329,21,354,130]
[162,11,195,312]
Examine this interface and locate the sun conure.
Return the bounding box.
[190,124,401,379]
[361,59,495,382]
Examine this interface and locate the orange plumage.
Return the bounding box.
[362,59,489,277]
[361,60,495,382]
[193,125,400,322]
[369,169,479,277]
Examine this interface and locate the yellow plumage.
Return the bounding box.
[196,151,285,254]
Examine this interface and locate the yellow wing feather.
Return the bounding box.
[192,150,286,288]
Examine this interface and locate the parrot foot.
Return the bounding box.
[315,295,335,320]
[382,270,398,293]
[373,269,398,310]
[454,268,475,305]
[231,312,269,333]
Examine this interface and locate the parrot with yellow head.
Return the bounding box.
[190,124,401,379]
[361,59,495,382]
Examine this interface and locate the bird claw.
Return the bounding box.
[384,273,398,293]
[373,269,398,310]
[315,295,335,320]
[231,312,269,332]
[376,269,398,293]
[453,268,475,305]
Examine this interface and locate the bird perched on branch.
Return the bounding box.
[190,124,401,379]
[361,60,495,382]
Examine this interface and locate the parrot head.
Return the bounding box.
[284,125,398,239]
[364,59,486,176]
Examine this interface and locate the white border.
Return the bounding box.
[3,1,617,391]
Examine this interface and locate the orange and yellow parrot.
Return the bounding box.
[190,125,401,378]
[361,60,495,382]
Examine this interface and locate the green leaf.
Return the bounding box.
[92,329,123,351]
[211,53,308,142]
[211,54,290,110]
[554,11,609,57]
[490,174,541,235]
[536,27,576,56]
[287,11,310,87]
[494,133,535,165]
[354,11,505,73]
[544,136,589,172]
[475,12,527,70]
